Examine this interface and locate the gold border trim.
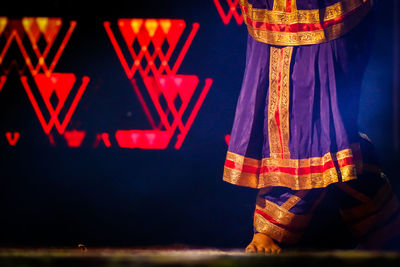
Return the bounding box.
[240,0,368,24]
[240,0,374,45]
[268,46,292,158]
[254,187,327,244]
[281,191,307,210]
[223,148,358,190]
[256,195,311,229]
[254,213,302,243]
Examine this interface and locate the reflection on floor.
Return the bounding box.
[1,247,400,266]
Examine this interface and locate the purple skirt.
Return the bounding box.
[223,13,377,190]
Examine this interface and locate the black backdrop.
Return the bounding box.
[0,0,399,248]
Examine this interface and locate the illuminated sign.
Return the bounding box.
[104,19,212,149]
[213,0,243,25]
[1,17,213,149]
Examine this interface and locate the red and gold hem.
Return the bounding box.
[254,212,302,244]
[239,0,374,46]
[222,145,370,190]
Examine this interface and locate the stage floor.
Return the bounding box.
[1,248,400,266]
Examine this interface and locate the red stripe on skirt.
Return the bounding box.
[224,156,355,175]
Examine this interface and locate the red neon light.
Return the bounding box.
[0,75,6,91]
[213,0,243,25]
[130,79,158,129]
[0,18,76,77]
[104,19,199,78]
[48,133,56,146]
[64,130,86,147]
[93,133,112,148]
[143,75,197,132]
[143,75,213,149]
[21,73,90,134]
[105,19,212,149]
[0,17,12,64]
[1,17,214,150]
[115,130,171,149]
[225,134,230,145]
[21,17,77,76]
[5,131,20,146]
[0,24,25,75]
[174,78,213,149]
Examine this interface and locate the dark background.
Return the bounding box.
[0,0,399,249]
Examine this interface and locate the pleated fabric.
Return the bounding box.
[223,11,375,190]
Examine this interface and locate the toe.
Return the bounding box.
[245,244,257,253]
[271,246,282,254]
[264,248,272,254]
[256,247,266,253]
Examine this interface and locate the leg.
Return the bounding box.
[337,136,400,249]
[246,186,325,253]
[337,173,400,249]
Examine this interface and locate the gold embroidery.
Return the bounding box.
[272,0,297,12]
[256,195,311,229]
[254,213,302,243]
[291,0,298,12]
[223,167,259,188]
[268,46,282,156]
[223,165,348,190]
[226,150,260,167]
[337,143,360,159]
[280,46,292,157]
[253,187,328,244]
[272,0,285,12]
[223,144,362,190]
[339,164,357,182]
[273,0,285,12]
[240,0,374,46]
[240,0,368,24]
[261,148,354,167]
[281,190,307,210]
[268,46,292,158]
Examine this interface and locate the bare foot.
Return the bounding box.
[245,233,282,254]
